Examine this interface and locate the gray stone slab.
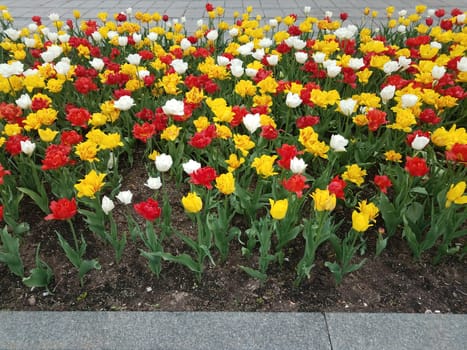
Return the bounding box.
[325,313,467,350]
[0,311,331,350]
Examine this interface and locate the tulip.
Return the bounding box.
[242,113,261,134]
[144,177,162,190]
[352,211,371,232]
[116,190,133,205]
[182,192,203,213]
[155,153,173,173]
[269,199,288,220]
[311,189,336,212]
[445,182,467,208]
[330,134,349,152]
[286,92,302,108]
[101,196,115,215]
[290,157,307,174]
[113,95,135,111]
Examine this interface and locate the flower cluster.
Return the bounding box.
[0,3,465,285]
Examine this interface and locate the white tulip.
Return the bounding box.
[162,99,184,116]
[458,57,467,72]
[228,27,239,37]
[348,58,365,70]
[91,31,102,42]
[313,52,326,63]
[401,94,418,108]
[330,134,349,152]
[266,55,279,66]
[117,36,128,47]
[398,56,411,71]
[231,65,244,78]
[411,135,430,150]
[147,32,158,42]
[5,28,21,41]
[15,93,32,109]
[126,53,142,65]
[20,140,36,156]
[132,33,142,44]
[116,190,133,205]
[383,61,400,74]
[182,159,201,174]
[113,96,135,111]
[145,177,162,190]
[216,56,230,66]
[89,58,105,71]
[155,153,173,172]
[339,98,357,116]
[431,65,446,80]
[295,52,308,64]
[380,85,396,104]
[326,65,342,78]
[243,113,261,134]
[237,42,254,56]
[245,68,258,78]
[58,33,70,43]
[101,196,115,215]
[206,30,218,41]
[252,49,265,61]
[55,59,71,75]
[259,37,273,48]
[48,13,60,21]
[0,61,24,78]
[180,38,191,50]
[286,92,302,108]
[290,157,307,174]
[170,59,188,74]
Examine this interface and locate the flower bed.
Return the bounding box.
[0,3,466,293]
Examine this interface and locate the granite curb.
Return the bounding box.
[1,312,466,350]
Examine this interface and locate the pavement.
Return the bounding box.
[1,0,467,349]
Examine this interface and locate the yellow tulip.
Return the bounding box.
[269,199,288,220]
[352,211,371,232]
[182,192,203,213]
[215,173,235,195]
[311,188,336,212]
[74,170,106,198]
[446,182,467,208]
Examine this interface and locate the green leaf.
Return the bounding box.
[17,187,50,214]
[78,259,101,283]
[405,202,425,225]
[22,244,53,289]
[378,194,401,237]
[56,232,81,269]
[154,252,201,273]
[375,236,388,256]
[0,227,24,277]
[410,187,428,196]
[401,224,421,259]
[239,265,268,282]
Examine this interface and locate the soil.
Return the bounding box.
[1,147,466,313]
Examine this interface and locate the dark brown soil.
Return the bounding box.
[1,148,466,313]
